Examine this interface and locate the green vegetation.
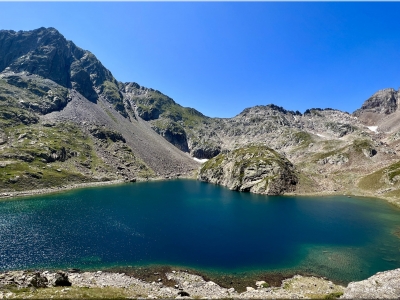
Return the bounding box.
[358,159,400,192]
[312,148,348,162]
[324,291,344,299]
[3,286,130,299]
[358,169,385,191]
[0,75,69,114]
[200,145,283,175]
[0,106,39,127]
[100,81,126,116]
[131,89,207,128]
[200,153,226,172]
[153,119,186,136]
[352,139,373,153]
[0,123,101,191]
[387,160,400,182]
[293,131,313,147]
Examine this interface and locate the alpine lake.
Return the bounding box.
[1,179,400,286]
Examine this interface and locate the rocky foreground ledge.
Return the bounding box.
[0,268,399,299]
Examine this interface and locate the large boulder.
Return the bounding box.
[198,145,298,195]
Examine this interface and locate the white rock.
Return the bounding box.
[256,280,266,287]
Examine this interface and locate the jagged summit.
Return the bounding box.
[0,27,116,102]
[355,88,398,116]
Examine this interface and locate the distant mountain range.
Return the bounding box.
[0,27,399,206]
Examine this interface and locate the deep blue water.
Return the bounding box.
[0,179,399,283]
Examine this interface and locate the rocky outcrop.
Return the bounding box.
[354,88,398,116]
[190,144,221,159]
[341,268,400,299]
[151,120,189,152]
[198,145,298,195]
[89,126,126,143]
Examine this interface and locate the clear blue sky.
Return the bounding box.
[1,2,400,118]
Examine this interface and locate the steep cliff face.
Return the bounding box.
[354,88,398,116]
[198,145,298,195]
[353,88,400,129]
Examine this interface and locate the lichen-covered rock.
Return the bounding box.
[198,145,298,195]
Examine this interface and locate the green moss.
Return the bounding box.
[100,81,122,103]
[384,189,400,198]
[358,169,386,191]
[131,89,207,127]
[200,145,289,187]
[152,120,186,135]
[312,148,348,162]
[6,286,130,299]
[0,123,106,191]
[200,153,226,172]
[100,81,127,116]
[0,105,39,127]
[387,161,400,182]
[352,139,373,152]
[358,160,400,192]
[293,131,313,147]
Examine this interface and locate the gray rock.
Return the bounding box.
[342,268,400,299]
[198,145,298,195]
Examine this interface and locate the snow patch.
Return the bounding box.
[193,157,209,163]
[367,126,378,133]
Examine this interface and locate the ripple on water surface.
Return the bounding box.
[0,179,399,284]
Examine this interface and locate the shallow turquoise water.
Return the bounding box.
[0,179,399,283]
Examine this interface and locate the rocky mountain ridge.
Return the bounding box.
[0,27,400,205]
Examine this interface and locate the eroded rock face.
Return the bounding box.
[151,121,189,152]
[354,88,399,116]
[198,145,298,195]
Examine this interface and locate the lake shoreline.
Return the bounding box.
[1,176,399,209]
[1,267,399,299]
[0,174,194,201]
[0,267,347,299]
